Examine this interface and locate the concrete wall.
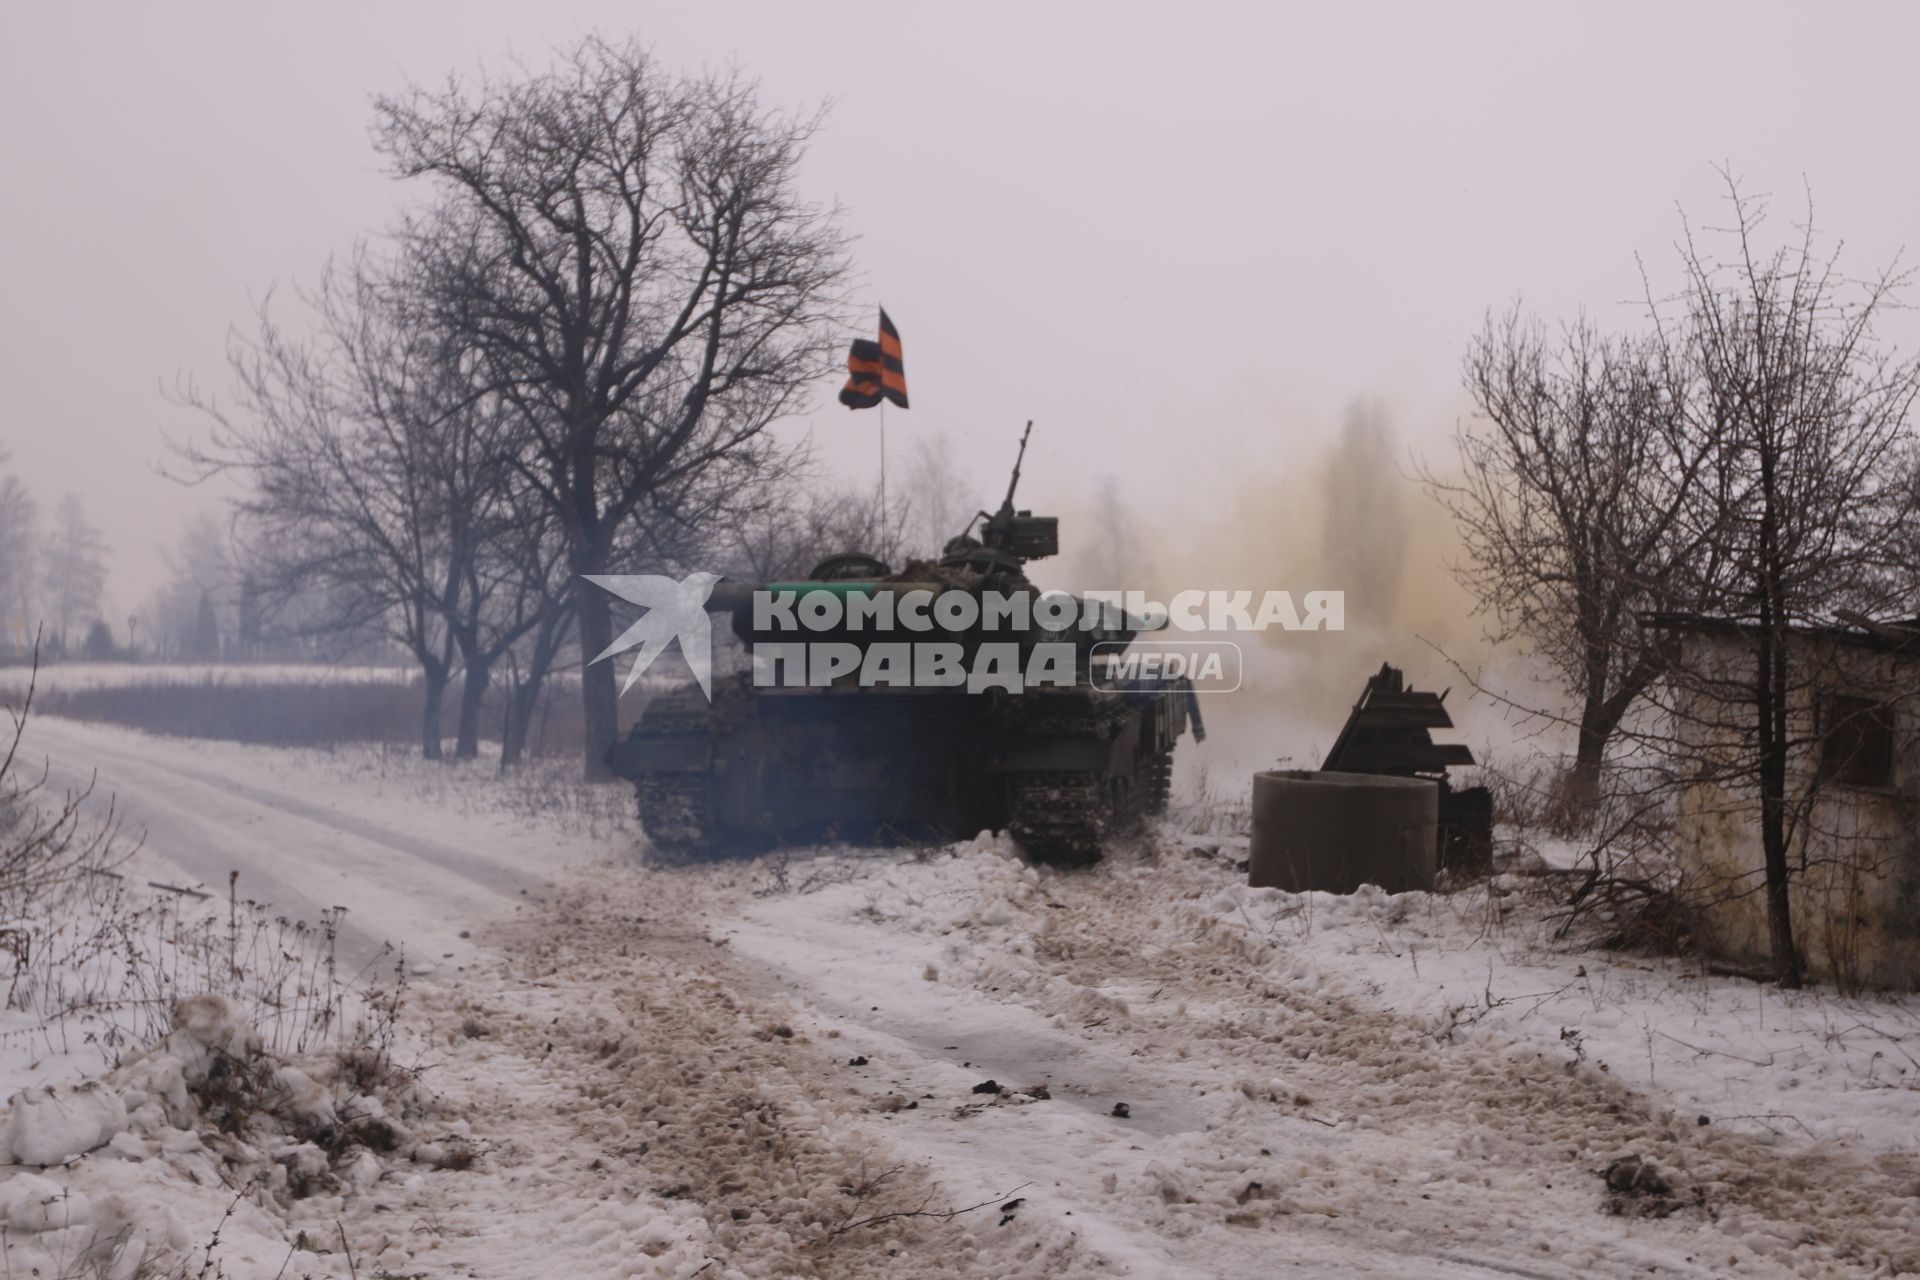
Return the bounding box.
[1672,632,1920,990]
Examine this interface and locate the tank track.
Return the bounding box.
[1007,771,1108,866]
[1005,700,1168,865]
[636,773,715,863]
[1140,750,1173,816]
[627,681,725,862]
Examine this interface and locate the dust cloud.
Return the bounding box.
[1058,394,1507,794]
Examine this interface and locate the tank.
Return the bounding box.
[608,424,1205,865]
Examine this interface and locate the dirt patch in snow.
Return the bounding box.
[708,836,1920,1277]
[442,871,1111,1279]
[950,850,1920,1274]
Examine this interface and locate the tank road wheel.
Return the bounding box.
[1007,772,1107,867]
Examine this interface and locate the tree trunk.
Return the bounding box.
[503,602,572,771]
[501,670,545,769]
[574,573,618,779]
[1571,680,1647,806]
[453,661,490,760]
[420,667,448,762]
[1565,691,1610,819]
[1753,444,1801,990]
[1755,628,1802,988]
[500,683,526,769]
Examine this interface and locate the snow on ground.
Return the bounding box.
[0,988,446,1280]
[0,716,641,1277]
[0,662,417,694]
[729,836,1920,1277]
[18,715,625,969]
[336,871,1109,1279]
[1187,852,1920,1153]
[6,715,1920,1277]
[0,844,446,1280]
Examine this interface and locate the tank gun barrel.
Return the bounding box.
[999,419,1033,514]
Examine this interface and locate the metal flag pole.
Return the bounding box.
[879,398,888,539]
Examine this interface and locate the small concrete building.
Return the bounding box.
[1655,614,1920,989]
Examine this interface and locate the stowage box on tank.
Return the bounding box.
[607,425,1205,865]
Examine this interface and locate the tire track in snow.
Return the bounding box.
[21,717,541,967]
[963,855,1920,1275]
[718,842,1920,1277]
[348,870,1118,1279]
[722,850,1631,1279]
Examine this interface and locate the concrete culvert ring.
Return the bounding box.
[1248,770,1438,894]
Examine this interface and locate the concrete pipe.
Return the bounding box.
[1248,770,1438,894]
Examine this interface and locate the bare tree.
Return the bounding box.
[497,586,574,768]
[183,255,486,759]
[1424,311,1706,807]
[141,514,237,660]
[898,431,983,561]
[724,479,908,584]
[1646,175,1920,987]
[0,458,38,657]
[495,474,737,767]
[0,640,131,906]
[1321,399,1408,631]
[371,35,852,775]
[444,453,572,761]
[40,494,107,654]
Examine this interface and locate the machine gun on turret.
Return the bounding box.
[948,421,1059,565]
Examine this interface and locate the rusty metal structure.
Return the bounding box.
[1322,662,1492,874]
[608,425,1204,865]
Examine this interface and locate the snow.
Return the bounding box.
[1191,869,1920,1151]
[20,714,627,970]
[0,989,354,1278]
[728,836,1920,1276]
[0,662,417,694]
[5,713,1920,1276]
[1,1081,128,1165]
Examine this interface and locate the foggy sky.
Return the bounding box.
[4,2,1918,622]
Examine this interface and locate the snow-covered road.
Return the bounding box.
[23,717,579,970]
[11,716,1918,1278]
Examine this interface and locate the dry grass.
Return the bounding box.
[5,866,405,1072]
[1169,761,1253,837]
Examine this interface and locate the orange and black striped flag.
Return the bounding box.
[838,308,909,410]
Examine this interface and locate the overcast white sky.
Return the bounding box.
[4,1,1919,624]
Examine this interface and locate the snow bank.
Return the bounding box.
[0,1082,128,1166]
[0,992,453,1278]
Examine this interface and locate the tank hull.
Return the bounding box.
[609,674,1184,864]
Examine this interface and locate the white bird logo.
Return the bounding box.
[584,572,722,700]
